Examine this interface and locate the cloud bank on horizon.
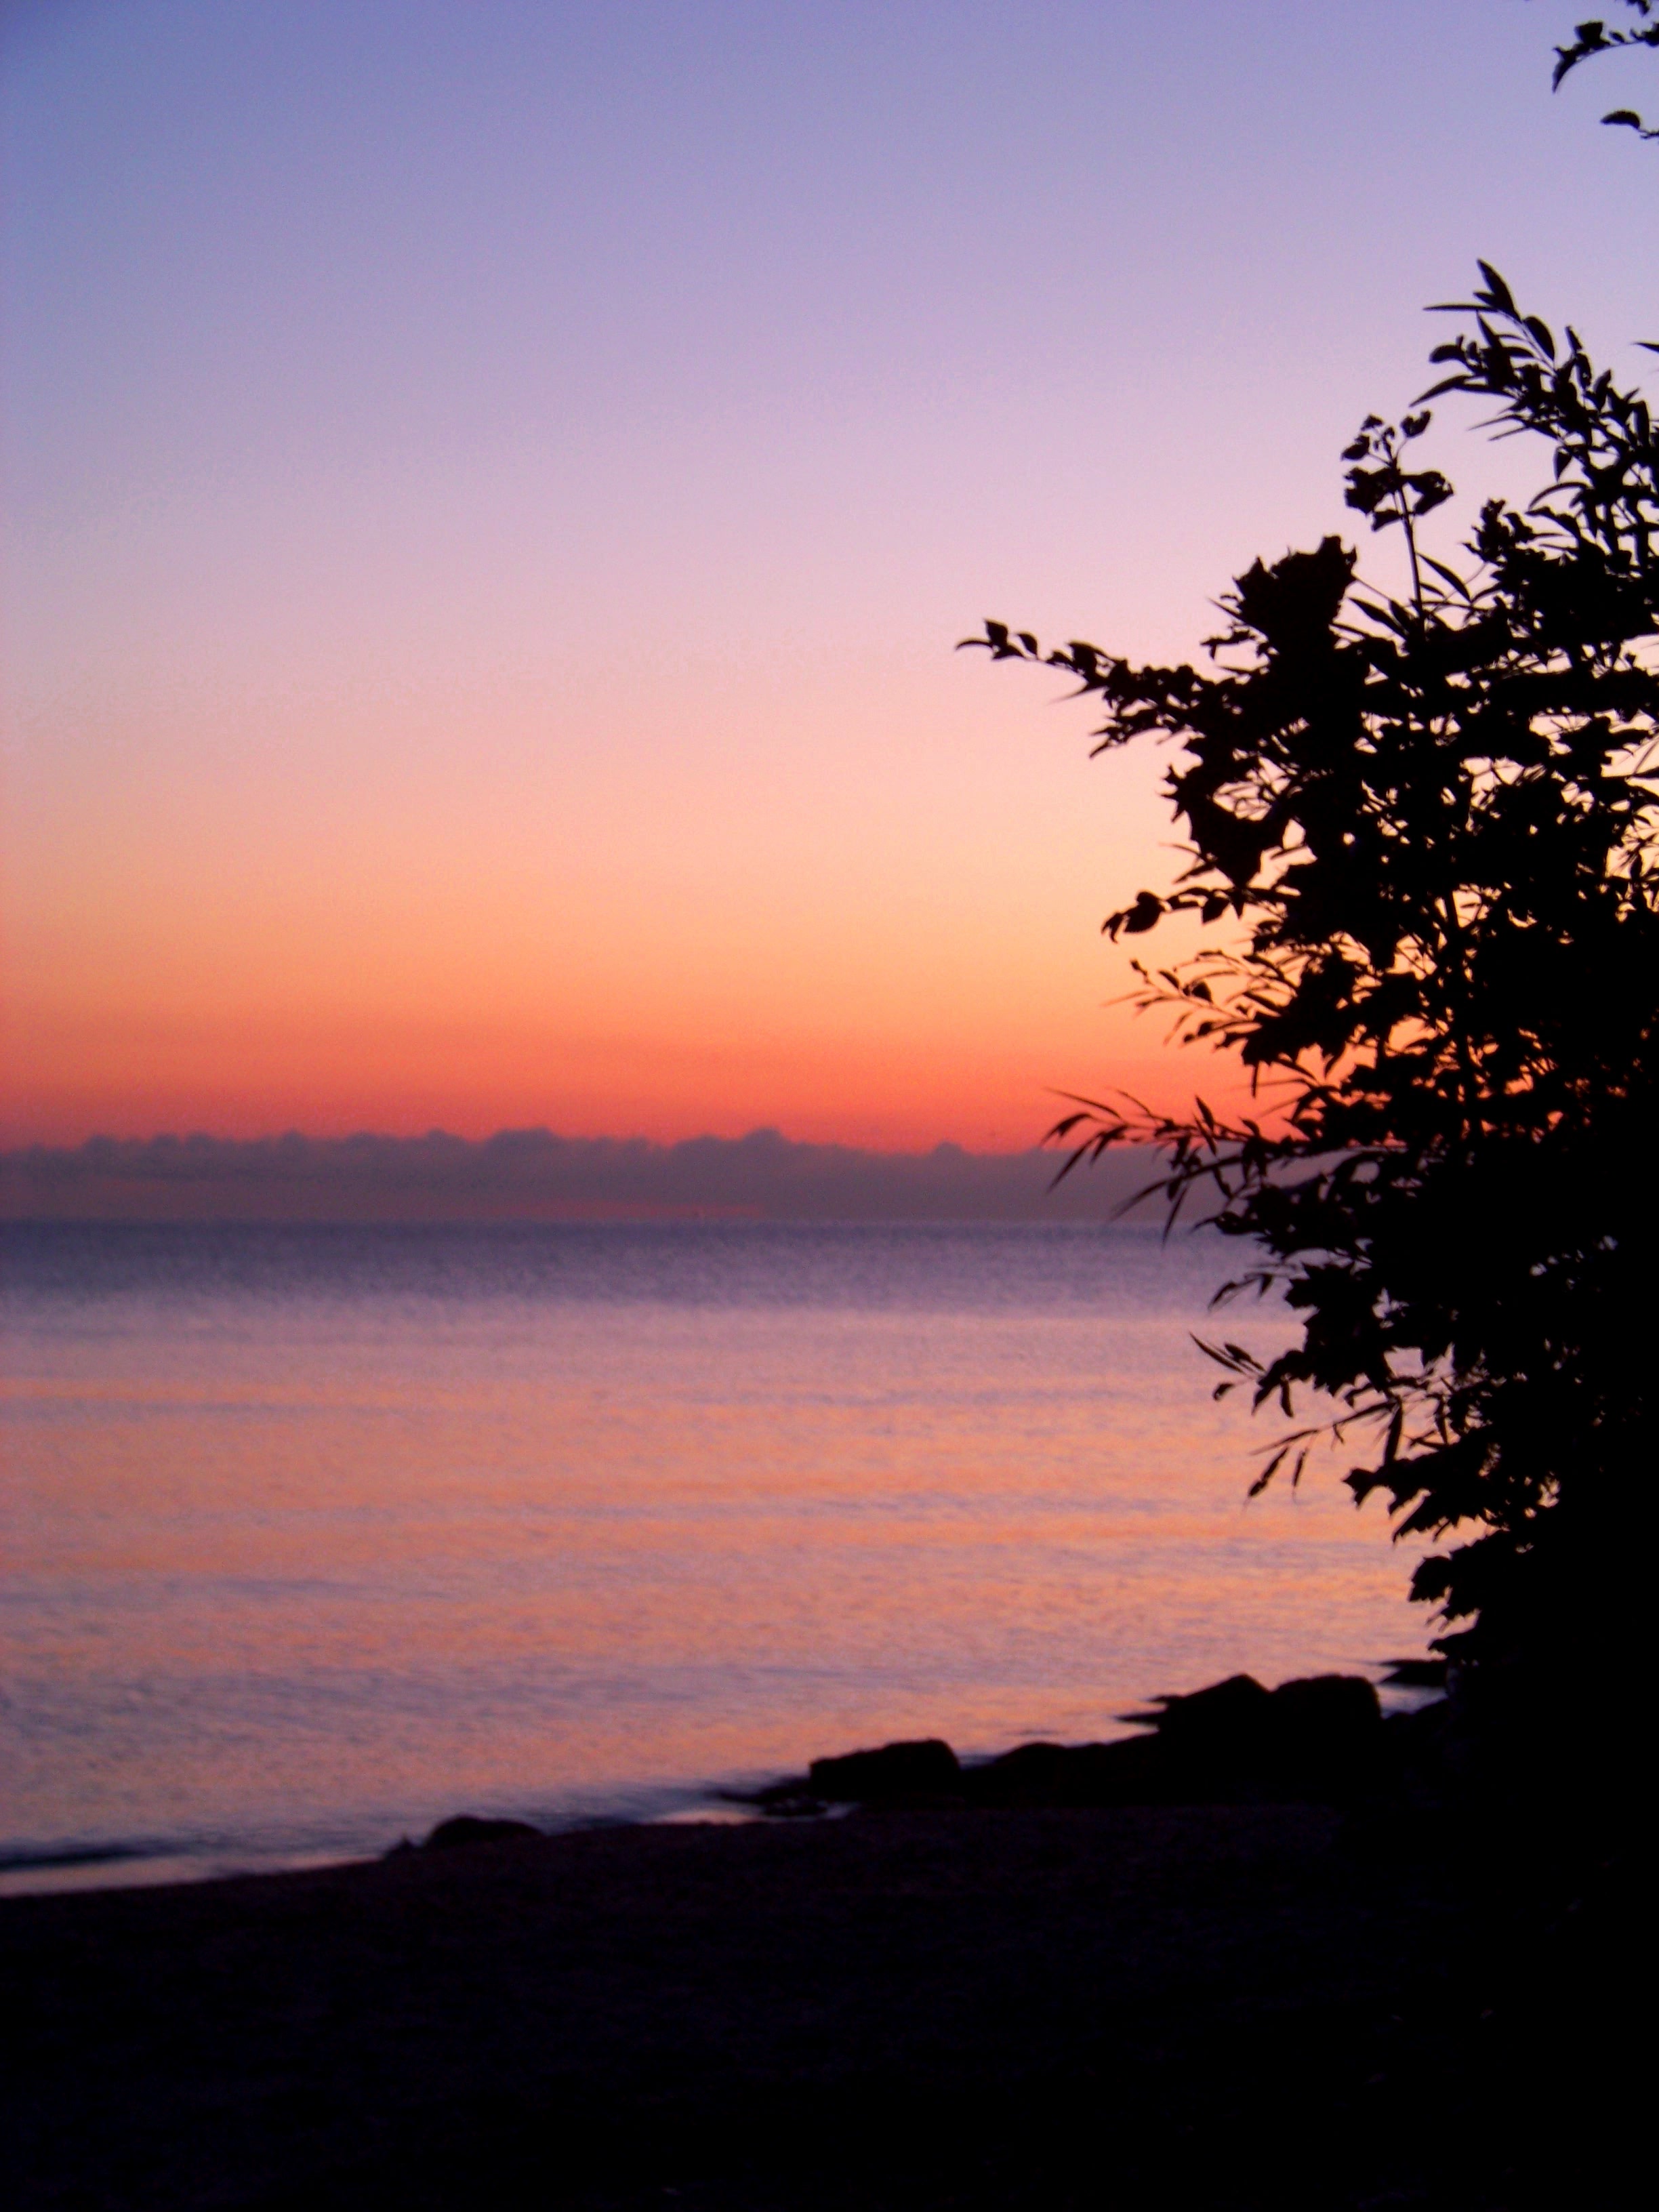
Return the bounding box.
[0,1127,1167,1225]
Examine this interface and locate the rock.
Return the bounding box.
[422,1814,543,1851]
[962,1737,1164,1809]
[806,1738,962,1803]
[1114,1674,1271,1799]
[1138,1673,1272,1753]
[1111,1671,1383,1803]
[962,1741,1088,1807]
[1261,1674,1382,1795]
[740,1671,1393,1825]
[1267,1672,1380,1740]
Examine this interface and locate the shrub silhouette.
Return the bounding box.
[966,268,1658,1681]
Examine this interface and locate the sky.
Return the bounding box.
[3,0,1655,1149]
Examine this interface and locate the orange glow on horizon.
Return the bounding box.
[2,654,1240,1151]
[1,998,1227,1153]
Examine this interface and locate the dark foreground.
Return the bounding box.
[2,1800,1628,2211]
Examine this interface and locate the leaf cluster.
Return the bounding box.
[1551,1,1659,137]
[964,271,1659,1660]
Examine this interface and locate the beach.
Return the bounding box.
[3,1790,1601,2211]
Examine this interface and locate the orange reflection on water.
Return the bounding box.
[1,1225,1429,1873]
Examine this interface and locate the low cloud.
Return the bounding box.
[0,1128,1168,1225]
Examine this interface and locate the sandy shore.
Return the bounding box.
[7,1795,1616,2210]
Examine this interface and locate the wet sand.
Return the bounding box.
[6,1797,1593,2209]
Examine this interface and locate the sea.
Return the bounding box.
[0,1220,1432,1896]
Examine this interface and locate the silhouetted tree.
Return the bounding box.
[966,268,1658,1679]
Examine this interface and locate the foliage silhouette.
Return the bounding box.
[964,268,1659,1671]
[1549,1,1659,138]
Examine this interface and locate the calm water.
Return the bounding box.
[0,1222,1429,1893]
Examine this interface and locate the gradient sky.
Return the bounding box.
[4,0,1655,1147]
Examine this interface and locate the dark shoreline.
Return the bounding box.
[4,1677,1631,2209]
[0,1662,1441,1902]
[3,1802,1474,2211]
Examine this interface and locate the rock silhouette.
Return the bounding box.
[418,1673,1420,1839]
[422,1814,544,1851]
[808,1738,963,1802]
[735,1672,1398,1816]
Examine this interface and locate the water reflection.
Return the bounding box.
[0,1223,1428,1886]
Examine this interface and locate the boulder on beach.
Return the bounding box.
[745,1671,1408,1818]
[961,1672,1387,1809]
[422,1814,544,1851]
[960,1736,1161,1808]
[1261,1673,1383,1785]
[1130,1671,1272,1750]
[806,1738,963,1803]
[1124,1671,1384,1799]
